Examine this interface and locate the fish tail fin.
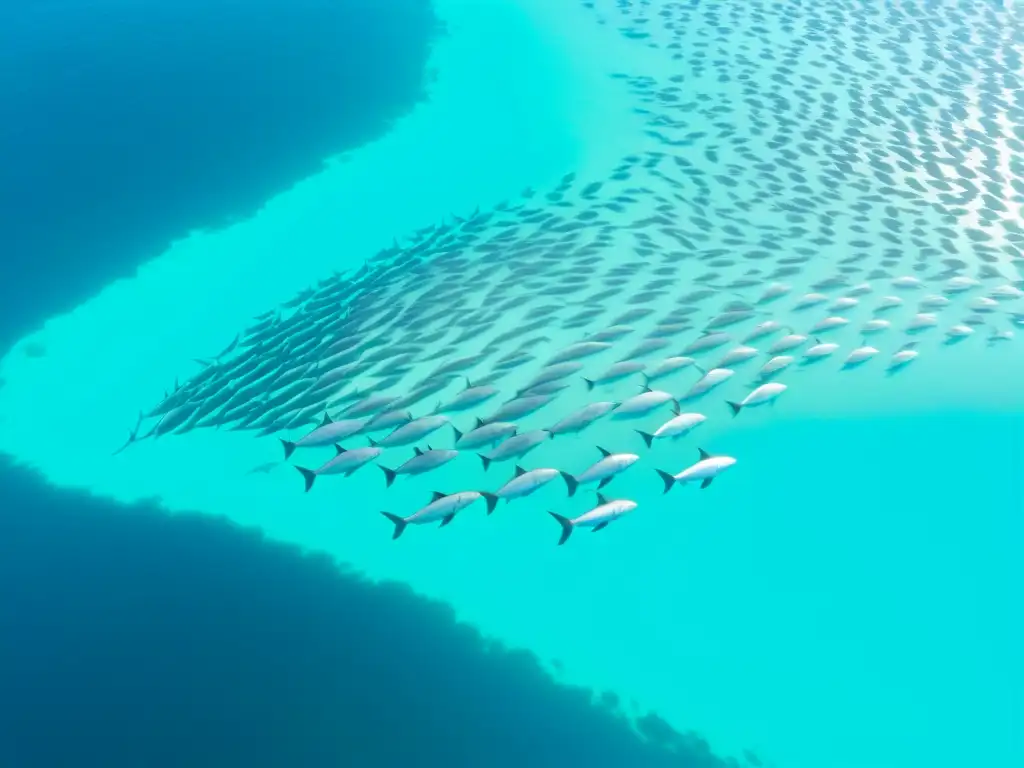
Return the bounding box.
[640,373,650,388]
[296,466,316,493]
[280,439,296,460]
[479,454,492,472]
[548,511,574,546]
[656,469,676,494]
[560,471,579,497]
[636,430,655,449]
[727,401,742,417]
[583,377,595,391]
[694,363,706,375]
[380,511,407,540]
[380,466,397,488]
[482,492,499,515]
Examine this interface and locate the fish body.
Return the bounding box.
[295,445,382,491]
[453,420,517,449]
[280,416,367,459]
[479,429,550,470]
[375,414,449,447]
[727,383,786,415]
[657,448,736,491]
[562,449,639,495]
[768,334,807,354]
[584,361,646,390]
[636,412,705,447]
[842,346,879,369]
[548,495,638,545]
[496,466,562,501]
[380,490,497,538]
[680,368,734,400]
[549,401,618,436]
[380,447,458,487]
[612,389,676,419]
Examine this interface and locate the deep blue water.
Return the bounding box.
[0,457,732,768]
[0,0,438,354]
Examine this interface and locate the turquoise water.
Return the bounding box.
[2,1,1022,766]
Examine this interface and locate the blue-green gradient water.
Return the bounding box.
[1,1,1021,767]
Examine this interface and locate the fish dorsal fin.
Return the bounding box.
[596,492,608,506]
[335,444,346,455]
[414,447,424,456]
[698,448,712,461]
[640,385,652,393]
[320,412,333,426]
[367,436,379,448]
[597,446,611,458]
[475,417,485,429]
[431,490,446,502]
[514,465,526,477]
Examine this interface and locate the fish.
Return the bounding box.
[642,356,701,384]
[435,385,499,413]
[548,401,618,436]
[561,447,639,496]
[583,361,646,390]
[452,419,517,449]
[861,318,891,335]
[842,346,879,369]
[886,348,919,374]
[494,465,563,503]
[767,334,808,354]
[656,448,737,492]
[370,414,450,448]
[546,341,612,364]
[379,447,458,487]
[380,490,498,539]
[809,316,849,333]
[479,429,551,471]
[681,331,732,356]
[726,383,786,416]
[680,368,734,401]
[612,388,677,419]
[801,342,839,364]
[743,320,784,343]
[279,414,368,459]
[295,444,383,491]
[757,355,795,380]
[635,411,706,447]
[715,345,759,368]
[944,325,974,344]
[547,493,638,545]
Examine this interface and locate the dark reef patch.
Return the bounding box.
[0,456,734,767]
[0,0,439,354]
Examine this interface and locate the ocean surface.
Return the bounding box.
[1,1,1022,767]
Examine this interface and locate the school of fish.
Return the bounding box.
[119,0,1023,544]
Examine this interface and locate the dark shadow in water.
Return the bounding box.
[0,0,438,354]
[0,457,737,768]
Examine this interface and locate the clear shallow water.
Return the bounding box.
[1,1,1023,767]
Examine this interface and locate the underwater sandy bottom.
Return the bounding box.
[1,2,1022,767]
